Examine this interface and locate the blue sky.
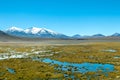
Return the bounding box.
[0,0,120,36]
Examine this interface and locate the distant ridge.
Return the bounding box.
[111,33,120,37]
[0,30,21,42]
[2,26,120,39]
[72,34,81,38]
[92,34,105,38]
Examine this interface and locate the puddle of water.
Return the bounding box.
[114,56,120,59]
[32,58,114,79]
[102,49,117,53]
[7,68,15,74]
[42,58,114,73]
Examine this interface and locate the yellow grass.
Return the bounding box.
[0,42,120,79]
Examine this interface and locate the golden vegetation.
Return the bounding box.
[51,42,120,65]
[0,59,64,80]
[0,42,120,79]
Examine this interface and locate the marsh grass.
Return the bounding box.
[0,59,64,80]
[49,42,120,79]
[0,42,120,79]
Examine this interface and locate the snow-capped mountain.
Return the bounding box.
[7,27,23,32]
[111,33,120,37]
[6,27,68,38]
[6,27,26,37]
[4,27,120,39]
[24,27,58,35]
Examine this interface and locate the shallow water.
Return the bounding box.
[32,58,114,79]
[102,49,117,53]
[0,52,115,79]
[7,68,15,74]
[114,56,120,58]
[42,58,114,73]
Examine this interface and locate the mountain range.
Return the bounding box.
[6,27,68,39]
[0,27,120,39]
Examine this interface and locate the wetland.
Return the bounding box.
[0,41,120,79]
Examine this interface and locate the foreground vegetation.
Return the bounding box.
[0,42,120,79]
[0,59,64,80]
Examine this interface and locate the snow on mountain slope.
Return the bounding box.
[24,27,58,35]
[7,27,23,32]
[5,27,120,39]
[24,27,41,34]
[6,27,68,38]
